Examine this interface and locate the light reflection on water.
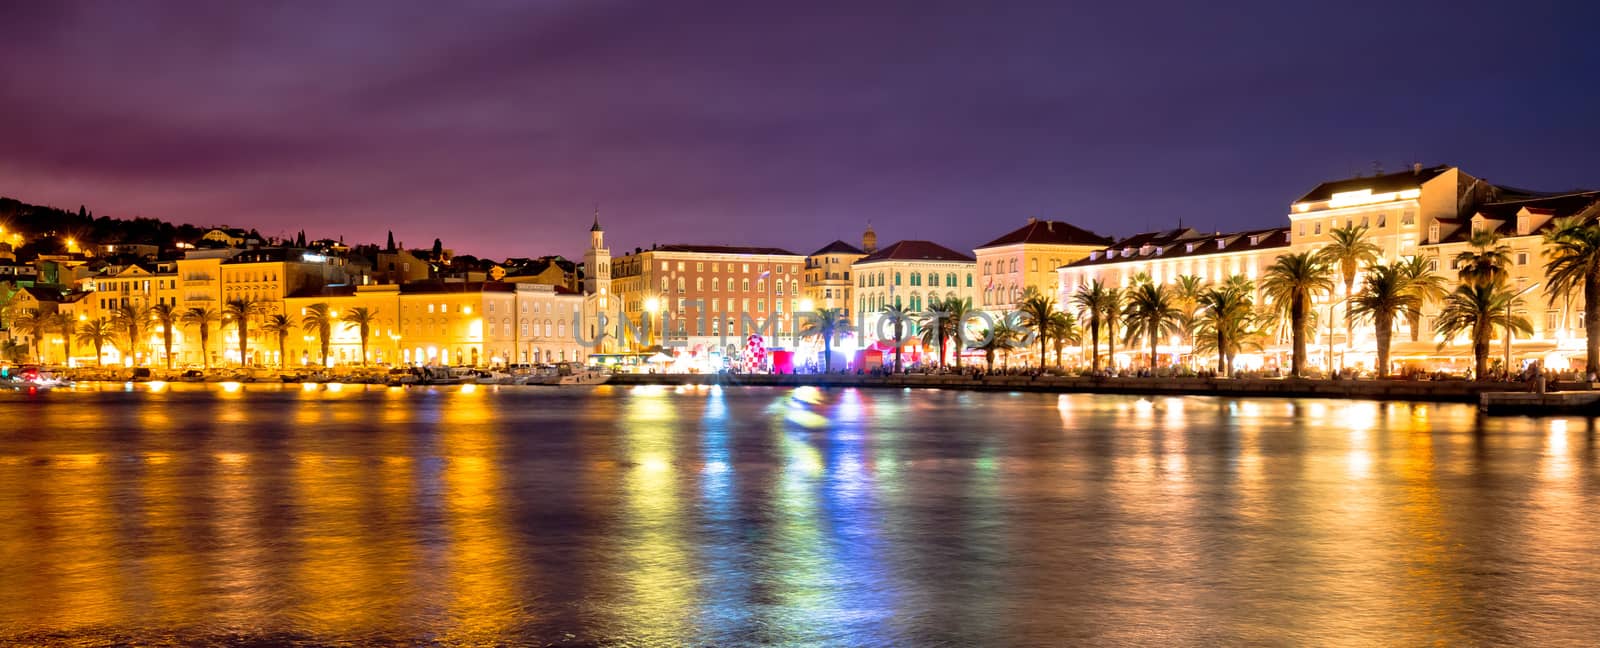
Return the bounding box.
[0,383,1598,645]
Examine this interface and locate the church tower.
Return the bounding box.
[583,208,613,353]
[862,223,878,254]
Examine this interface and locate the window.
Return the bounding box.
[1378,213,1387,227]
[966,274,973,288]
[1547,310,1561,332]
[677,262,685,271]
[895,272,902,286]
[1516,252,1529,266]
[696,277,704,291]
[1009,259,1017,273]
[1402,210,1416,225]
[911,273,921,286]
[661,262,668,271]
[984,261,992,275]
[742,279,750,291]
[713,278,720,291]
[696,262,703,271]
[1314,223,1322,235]
[1029,259,1037,272]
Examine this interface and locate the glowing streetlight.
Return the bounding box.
[799,298,815,312]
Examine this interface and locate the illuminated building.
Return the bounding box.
[1058,164,1600,374]
[802,233,869,322]
[973,218,1112,312]
[284,281,585,367]
[609,243,805,362]
[852,239,977,346]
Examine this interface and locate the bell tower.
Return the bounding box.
[583,207,613,353]
[862,222,878,254]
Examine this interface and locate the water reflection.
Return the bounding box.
[1,383,1598,645]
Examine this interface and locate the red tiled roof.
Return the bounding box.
[857,240,975,264]
[976,219,1113,249]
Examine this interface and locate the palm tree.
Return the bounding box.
[1315,224,1382,344]
[1348,262,1420,378]
[10,308,48,362]
[879,304,912,372]
[111,304,151,365]
[1195,281,1257,377]
[1172,274,1207,362]
[1543,214,1600,377]
[1120,281,1182,371]
[182,306,221,369]
[943,297,978,370]
[222,298,261,366]
[1017,288,1057,369]
[1261,252,1334,377]
[1454,228,1512,289]
[149,303,178,370]
[1044,311,1079,369]
[261,314,294,368]
[1395,255,1449,342]
[971,315,1021,372]
[918,299,953,369]
[76,317,116,366]
[1070,280,1120,373]
[799,307,852,372]
[340,307,380,366]
[1434,283,1532,379]
[301,303,335,367]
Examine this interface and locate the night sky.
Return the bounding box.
[3,1,1597,259]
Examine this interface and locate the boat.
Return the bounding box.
[179,369,206,383]
[386,367,420,386]
[475,370,513,385]
[4,365,74,389]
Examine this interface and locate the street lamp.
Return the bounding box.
[1506,282,1540,373]
[643,296,660,349]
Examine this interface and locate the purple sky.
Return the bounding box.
[2,1,1598,259]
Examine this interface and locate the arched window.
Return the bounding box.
[1030,259,1038,272]
[946,273,956,287]
[984,261,992,275]
[895,272,902,286]
[1009,259,1017,273]
[911,273,921,287]
[966,274,973,288]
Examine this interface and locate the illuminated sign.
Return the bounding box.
[301,253,327,263]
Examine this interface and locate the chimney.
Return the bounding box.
[1413,162,1423,175]
[1027,217,1037,224]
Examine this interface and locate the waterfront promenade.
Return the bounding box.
[610,371,1599,406]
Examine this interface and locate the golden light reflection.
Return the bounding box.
[608,387,695,643]
[438,383,521,643]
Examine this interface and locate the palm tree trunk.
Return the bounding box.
[1290,296,1306,377]
[164,332,173,370]
[1089,320,1101,373]
[1585,274,1600,379]
[1375,312,1392,378]
[893,322,903,372]
[824,334,833,372]
[1148,322,1159,371]
[238,320,248,367]
[200,329,210,369]
[1038,330,1048,370]
[1217,330,1226,376]
[278,335,287,368]
[1106,318,1117,371]
[1473,324,1490,380]
[1408,311,1423,343]
[360,335,369,366]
